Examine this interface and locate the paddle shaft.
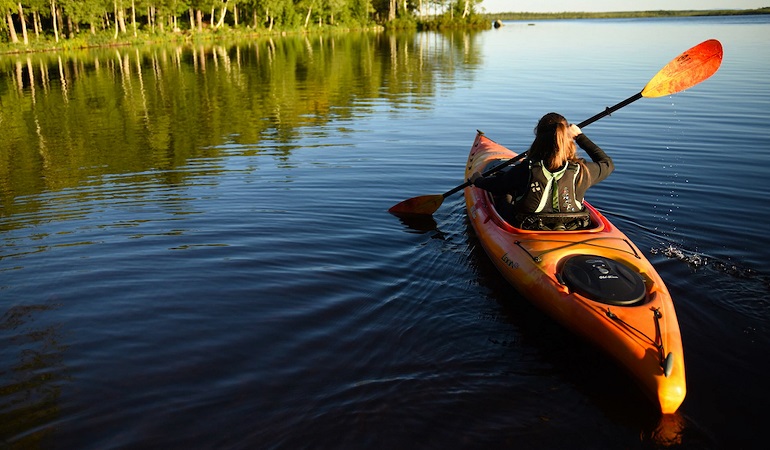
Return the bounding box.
[441,92,644,199]
[389,39,722,216]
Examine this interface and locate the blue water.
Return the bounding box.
[2,16,769,449]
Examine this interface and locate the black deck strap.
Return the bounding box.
[517,236,640,264]
[606,307,656,347]
[607,306,671,373]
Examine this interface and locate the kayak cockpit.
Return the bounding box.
[481,189,607,234]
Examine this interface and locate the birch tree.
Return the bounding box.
[17,2,28,43]
[3,7,19,44]
[50,0,58,41]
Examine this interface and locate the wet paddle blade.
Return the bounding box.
[388,194,444,216]
[641,39,723,98]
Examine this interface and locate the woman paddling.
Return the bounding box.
[469,112,614,230]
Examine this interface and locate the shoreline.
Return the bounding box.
[484,8,770,21]
[0,26,387,57]
[2,8,767,56]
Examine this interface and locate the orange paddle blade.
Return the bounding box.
[642,39,723,98]
[388,194,444,216]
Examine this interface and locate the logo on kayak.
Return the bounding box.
[501,253,519,269]
[587,259,619,280]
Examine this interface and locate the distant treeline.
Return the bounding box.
[0,1,490,52]
[486,7,770,21]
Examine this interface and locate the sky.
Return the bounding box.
[479,0,768,13]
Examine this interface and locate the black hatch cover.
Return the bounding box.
[560,255,646,306]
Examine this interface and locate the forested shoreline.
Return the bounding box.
[2,1,768,55]
[0,1,488,54]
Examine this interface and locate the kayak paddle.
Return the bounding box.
[388,39,723,217]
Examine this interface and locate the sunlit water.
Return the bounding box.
[1,16,769,449]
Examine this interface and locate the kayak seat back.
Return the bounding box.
[559,255,646,306]
[488,193,603,232]
[514,211,592,231]
[479,159,599,232]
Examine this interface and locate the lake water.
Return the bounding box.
[1,15,769,449]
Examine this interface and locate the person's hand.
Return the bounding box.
[469,171,482,185]
[569,124,582,138]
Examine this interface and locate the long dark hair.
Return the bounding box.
[528,112,585,180]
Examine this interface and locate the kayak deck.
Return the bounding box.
[464,131,686,414]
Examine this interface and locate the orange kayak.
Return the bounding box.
[464,131,686,414]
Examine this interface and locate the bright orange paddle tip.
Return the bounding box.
[642,39,723,98]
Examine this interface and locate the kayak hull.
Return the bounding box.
[464,132,686,414]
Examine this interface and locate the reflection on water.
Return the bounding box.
[0,29,484,446]
[0,31,482,223]
[0,303,66,448]
[648,414,686,447]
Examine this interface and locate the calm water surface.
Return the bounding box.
[1,16,769,449]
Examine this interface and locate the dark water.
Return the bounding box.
[2,16,769,449]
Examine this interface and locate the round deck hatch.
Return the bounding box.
[560,255,646,306]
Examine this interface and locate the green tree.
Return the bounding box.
[60,0,105,34]
[17,1,30,44]
[325,0,345,25]
[155,0,193,31]
[2,0,20,43]
[349,0,371,25]
[213,0,229,28]
[24,0,50,38]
